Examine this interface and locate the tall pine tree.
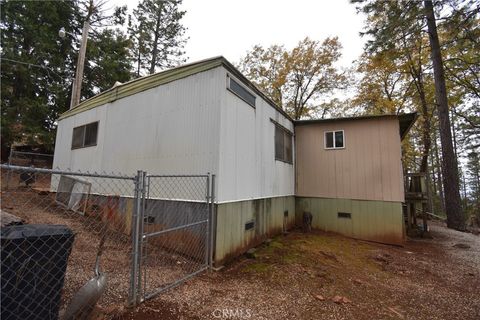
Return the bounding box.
[1,0,133,154]
[1,0,78,153]
[128,0,187,76]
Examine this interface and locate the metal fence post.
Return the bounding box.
[209,174,216,269]
[205,174,210,269]
[137,171,147,302]
[129,170,144,306]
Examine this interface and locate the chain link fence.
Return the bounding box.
[7,150,54,168]
[1,165,137,319]
[138,175,212,301]
[1,165,214,319]
[5,151,54,190]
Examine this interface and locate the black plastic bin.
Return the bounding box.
[1,224,75,320]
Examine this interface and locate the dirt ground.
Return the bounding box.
[2,170,478,319]
[115,221,480,320]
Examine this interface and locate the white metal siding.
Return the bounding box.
[217,70,295,203]
[53,65,295,202]
[53,67,224,179]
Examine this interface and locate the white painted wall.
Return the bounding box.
[216,71,295,203]
[53,65,295,202]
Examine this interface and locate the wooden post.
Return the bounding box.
[69,20,90,109]
[422,202,428,233]
[406,202,412,232]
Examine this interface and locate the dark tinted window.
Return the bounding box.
[285,131,293,163]
[84,122,98,146]
[275,124,293,164]
[229,77,256,107]
[275,126,284,159]
[325,132,334,148]
[335,131,344,148]
[72,126,85,149]
[71,121,98,149]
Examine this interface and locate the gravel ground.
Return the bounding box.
[117,222,480,320]
[1,184,204,318]
[1,188,133,311]
[428,220,480,272]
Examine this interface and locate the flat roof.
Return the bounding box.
[59,56,293,121]
[295,112,418,139]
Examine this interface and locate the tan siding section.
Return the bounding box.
[296,118,404,202]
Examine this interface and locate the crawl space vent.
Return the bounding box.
[245,221,255,231]
[338,212,352,219]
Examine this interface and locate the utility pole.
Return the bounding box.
[69,20,90,109]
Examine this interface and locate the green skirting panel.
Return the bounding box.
[214,196,295,266]
[295,197,404,245]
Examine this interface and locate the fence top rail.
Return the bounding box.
[9,151,54,157]
[0,164,136,180]
[146,174,210,178]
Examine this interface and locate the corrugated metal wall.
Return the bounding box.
[214,196,295,266]
[217,71,295,203]
[296,197,404,245]
[53,66,295,202]
[53,67,224,184]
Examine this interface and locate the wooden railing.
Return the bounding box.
[404,172,431,234]
[404,172,429,201]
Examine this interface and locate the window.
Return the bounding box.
[325,130,344,149]
[274,122,293,164]
[227,76,256,107]
[71,121,98,149]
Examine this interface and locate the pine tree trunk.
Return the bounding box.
[451,108,458,160]
[418,79,431,173]
[424,0,465,230]
[433,131,446,213]
[137,49,141,78]
[430,151,437,195]
[149,4,163,75]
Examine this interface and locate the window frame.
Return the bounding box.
[324,130,345,150]
[272,119,293,164]
[71,121,99,150]
[226,74,256,108]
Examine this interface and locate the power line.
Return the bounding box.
[0,57,66,81]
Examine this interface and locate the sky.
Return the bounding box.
[112,0,367,67]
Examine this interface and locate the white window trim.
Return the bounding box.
[226,74,256,108]
[324,130,345,150]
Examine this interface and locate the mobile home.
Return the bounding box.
[53,57,296,266]
[53,56,415,266]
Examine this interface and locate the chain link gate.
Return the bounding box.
[130,172,214,304]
